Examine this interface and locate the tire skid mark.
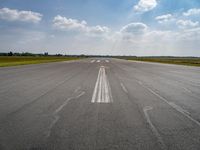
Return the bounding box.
[120,82,128,93]
[143,106,167,150]
[138,81,200,127]
[5,64,90,119]
[46,88,85,138]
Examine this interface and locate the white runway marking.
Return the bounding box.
[120,83,128,93]
[138,81,200,127]
[91,60,95,63]
[105,60,109,63]
[143,106,167,150]
[97,60,101,63]
[91,66,113,103]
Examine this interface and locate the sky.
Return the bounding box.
[0,0,200,56]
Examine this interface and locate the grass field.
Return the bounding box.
[125,57,200,67]
[0,56,80,67]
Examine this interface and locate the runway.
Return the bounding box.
[0,58,200,150]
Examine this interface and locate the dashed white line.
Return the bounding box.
[105,60,109,63]
[120,83,128,93]
[97,60,101,63]
[91,66,113,103]
[91,60,95,63]
[143,106,167,150]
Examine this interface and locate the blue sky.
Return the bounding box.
[0,0,200,56]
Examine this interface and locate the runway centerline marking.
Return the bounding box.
[97,60,101,63]
[105,60,109,63]
[91,60,95,63]
[143,106,167,150]
[91,66,113,103]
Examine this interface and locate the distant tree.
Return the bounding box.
[0,53,8,56]
[56,54,63,56]
[21,52,34,56]
[80,54,85,58]
[14,53,20,56]
[44,52,48,56]
[8,51,13,56]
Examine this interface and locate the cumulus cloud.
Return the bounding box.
[133,0,157,12]
[155,14,174,23]
[120,22,148,34]
[176,20,199,29]
[53,15,87,31]
[89,26,109,34]
[112,21,200,56]
[0,7,42,23]
[119,22,148,42]
[183,8,200,16]
[53,15,109,36]
[118,21,200,43]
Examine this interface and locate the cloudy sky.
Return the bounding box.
[0,0,200,56]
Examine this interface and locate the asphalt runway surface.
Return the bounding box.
[0,58,200,150]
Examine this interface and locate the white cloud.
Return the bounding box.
[155,14,174,23]
[0,7,42,23]
[183,8,200,16]
[119,22,148,42]
[111,21,200,56]
[120,22,148,34]
[134,0,157,12]
[117,21,199,44]
[88,25,110,34]
[176,27,200,41]
[53,15,87,31]
[1,19,200,56]
[53,15,109,36]
[176,20,199,29]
